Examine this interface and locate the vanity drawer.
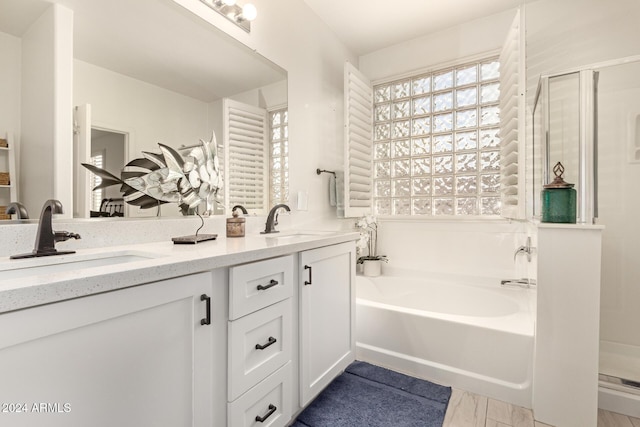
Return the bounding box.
[229,255,294,320]
[228,362,292,427]
[228,299,292,401]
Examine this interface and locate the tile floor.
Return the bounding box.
[443,388,640,427]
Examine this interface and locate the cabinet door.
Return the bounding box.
[0,273,213,427]
[299,241,356,406]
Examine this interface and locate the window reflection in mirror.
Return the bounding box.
[269,107,289,205]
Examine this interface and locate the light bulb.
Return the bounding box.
[241,3,257,21]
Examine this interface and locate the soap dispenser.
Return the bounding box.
[226,207,246,237]
[541,162,576,224]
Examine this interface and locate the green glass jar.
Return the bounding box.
[541,162,577,224]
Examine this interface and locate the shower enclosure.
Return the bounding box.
[533,55,640,413]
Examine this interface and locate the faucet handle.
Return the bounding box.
[54,231,82,242]
[514,236,533,262]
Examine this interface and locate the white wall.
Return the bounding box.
[377,220,529,279]
[359,8,518,83]
[230,79,287,109]
[0,31,21,149]
[74,60,211,154]
[52,4,74,220]
[20,5,57,216]
[0,32,21,209]
[525,0,640,103]
[0,5,73,218]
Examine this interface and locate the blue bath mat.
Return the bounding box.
[292,361,451,427]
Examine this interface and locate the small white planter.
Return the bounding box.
[362,260,382,277]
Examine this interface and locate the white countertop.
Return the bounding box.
[0,230,359,314]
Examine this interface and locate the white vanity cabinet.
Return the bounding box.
[299,241,356,406]
[227,255,294,427]
[0,272,215,427]
[0,234,358,427]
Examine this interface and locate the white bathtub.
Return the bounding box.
[355,273,535,408]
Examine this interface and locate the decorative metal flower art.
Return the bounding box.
[82,133,222,216]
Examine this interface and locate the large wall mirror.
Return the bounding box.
[0,0,287,220]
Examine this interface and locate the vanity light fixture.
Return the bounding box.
[201,0,257,33]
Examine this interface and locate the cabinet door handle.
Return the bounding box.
[257,279,278,291]
[255,336,277,350]
[304,265,312,285]
[255,404,277,423]
[200,294,211,326]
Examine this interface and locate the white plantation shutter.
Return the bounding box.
[344,62,373,217]
[499,9,526,219]
[223,98,268,214]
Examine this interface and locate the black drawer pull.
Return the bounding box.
[255,404,277,423]
[200,294,211,325]
[304,265,312,285]
[255,336,277,350]
[257,279,278,291]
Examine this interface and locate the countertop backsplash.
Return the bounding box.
[0,215,291,258]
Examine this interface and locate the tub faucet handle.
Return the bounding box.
[514,237,533,262]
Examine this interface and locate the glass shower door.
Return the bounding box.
[595,59,640,390]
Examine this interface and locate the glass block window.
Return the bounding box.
[90,152,104,212]
[373,58,501,216]
[269,107,289,204]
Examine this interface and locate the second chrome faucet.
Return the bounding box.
[261,204,290,234]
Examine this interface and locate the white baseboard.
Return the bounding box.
[599,384,640,418]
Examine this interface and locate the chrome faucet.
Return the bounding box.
[514,236,533,262]
[502,237,536,288]
[261,204,291,234]
[10,199,81,259]
[5,202,29,219]
[501,278,537,288]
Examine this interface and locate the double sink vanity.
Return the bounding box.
[0,228,358,426]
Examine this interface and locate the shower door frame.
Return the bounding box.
[533,54,640,225]
[533,70,598,224]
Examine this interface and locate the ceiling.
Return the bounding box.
[302,0,528,56]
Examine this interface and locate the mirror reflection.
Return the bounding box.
[0,0,288,220]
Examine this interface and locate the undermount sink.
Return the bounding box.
[264,231,334,240]
[0,250,163,281]
[265,230,335,237]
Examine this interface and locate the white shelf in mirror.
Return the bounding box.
[0,132,18,213]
